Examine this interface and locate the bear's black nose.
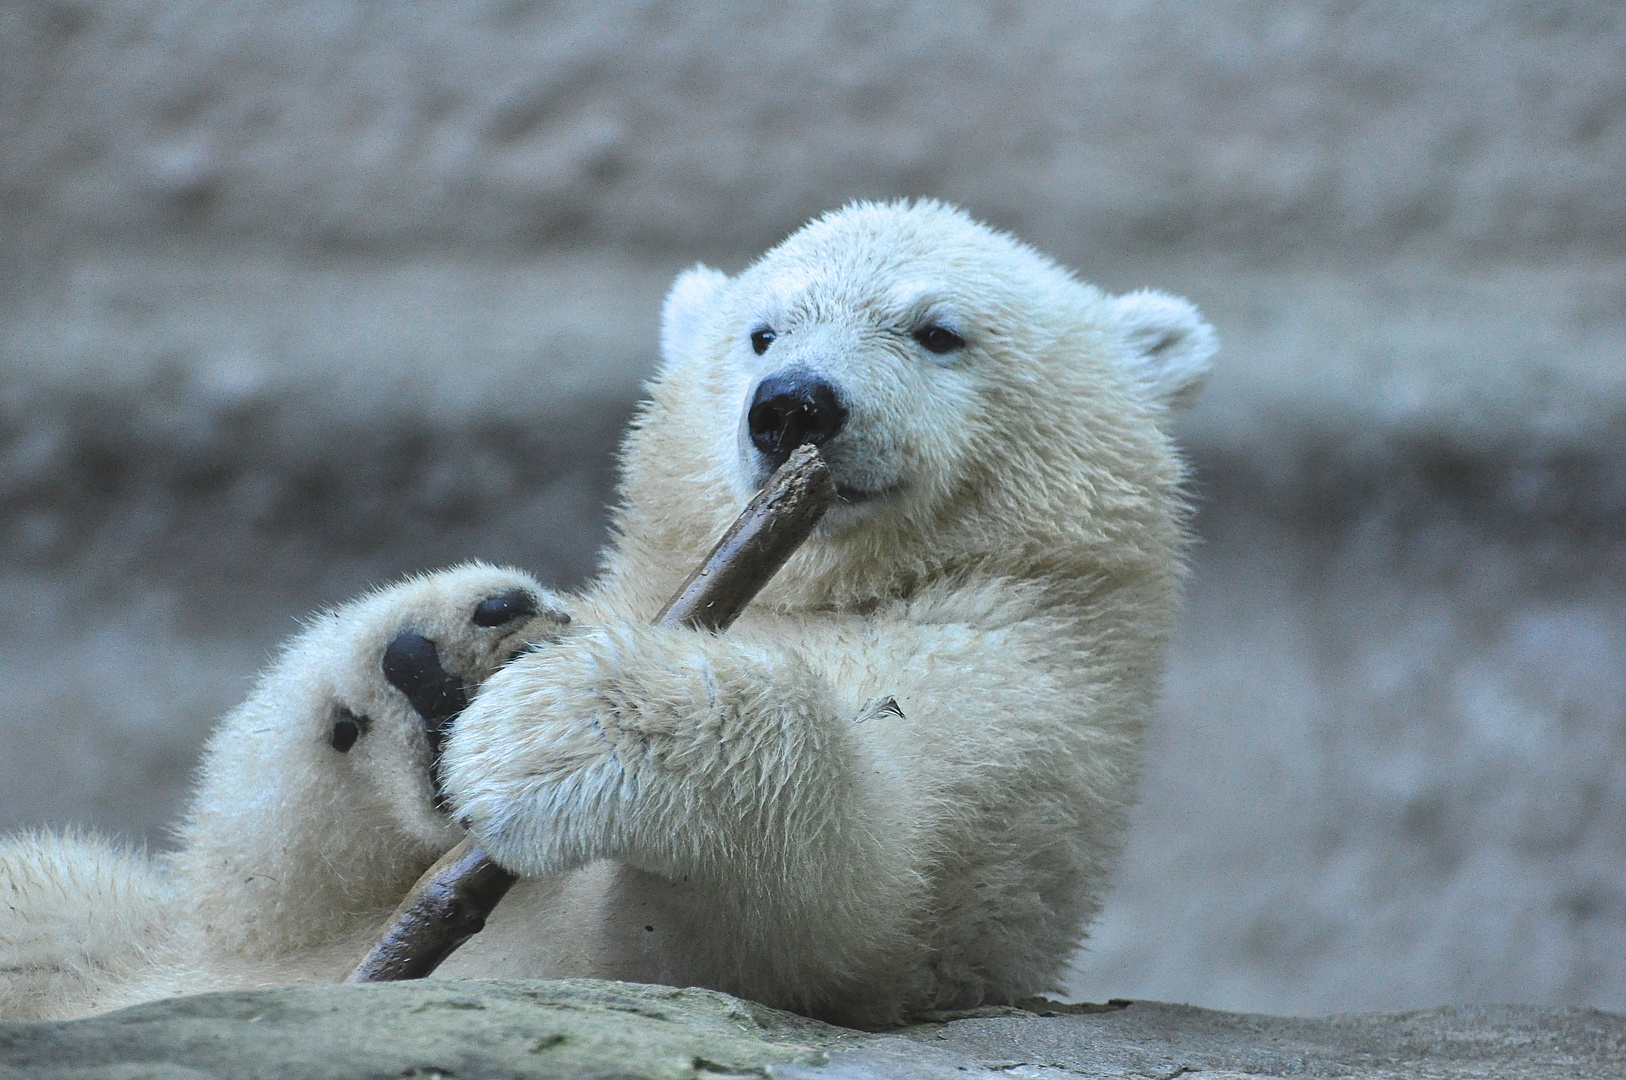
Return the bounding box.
[747,373,847,466]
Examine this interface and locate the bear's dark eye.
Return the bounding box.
[750,327,776,355]
[914,325,965,355]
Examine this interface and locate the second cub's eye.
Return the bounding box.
[750,328,776,355]
[914,325,965,355]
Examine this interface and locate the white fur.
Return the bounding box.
[0,832,188,1019]
[1111,289,1217,413]
[0,201,1214,1027]
[660,264,731,367]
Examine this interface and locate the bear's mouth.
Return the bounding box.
[822,448,905,508]
[750,460,897,509]
[744,437,902,513]
[835,483,892,505]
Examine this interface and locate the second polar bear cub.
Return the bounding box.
[3,200,1216,1026]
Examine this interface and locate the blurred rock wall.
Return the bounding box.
[2,0,1622,1016]
[6,1,1623,259]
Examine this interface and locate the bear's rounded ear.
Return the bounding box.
[660,264,732,368]
[1112,290,1218,414]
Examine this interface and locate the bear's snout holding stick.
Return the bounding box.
[348,444,838,983]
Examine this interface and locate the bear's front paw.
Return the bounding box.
[438,624,659,877]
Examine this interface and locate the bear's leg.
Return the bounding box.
[168,563,572,976]
[0,830,188,1020]
[438,620,934,1021]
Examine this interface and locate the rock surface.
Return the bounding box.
[0,979,1620,1080]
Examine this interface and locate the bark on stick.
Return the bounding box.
[347,445,836,983]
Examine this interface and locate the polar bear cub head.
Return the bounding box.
[653,201,1215,544]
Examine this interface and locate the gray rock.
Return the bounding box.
[0,979,842,1080]
[894,1001,1626,1078]
[2,980,1620,1079]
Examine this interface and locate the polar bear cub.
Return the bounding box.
[0,200,1215,1026]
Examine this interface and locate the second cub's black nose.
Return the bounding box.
[748,373,847,465]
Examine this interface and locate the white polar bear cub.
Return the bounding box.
[0,200,1215,1027]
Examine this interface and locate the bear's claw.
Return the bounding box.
[472,589,544,627]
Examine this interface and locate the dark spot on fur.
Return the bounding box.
[645,924,655,932]
[473,589,539,627]
[855,696,904,723]
[330,707,370,752]
[1147,330,1181,355]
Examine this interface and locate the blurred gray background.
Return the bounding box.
[2,0,1622,1016]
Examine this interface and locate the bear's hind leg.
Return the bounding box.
[168,563,570,976]
[0,830,184,1020]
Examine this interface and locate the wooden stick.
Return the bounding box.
[343,832,520,983]
[347,445,836,982]
[653,443,840,632]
